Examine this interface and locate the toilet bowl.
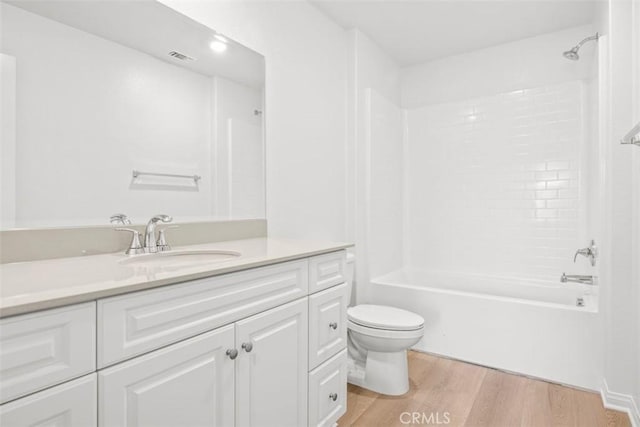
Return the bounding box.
[345,255,424,396]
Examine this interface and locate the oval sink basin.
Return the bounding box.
[119,249,241,266]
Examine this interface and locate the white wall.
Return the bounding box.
[161,0,348,242]
[1,3,264,227]
[599,0,640,422]
[347,30,401,302]
[0,54,16,229]
[365,89,403,278]
[401,25,597,108]
[635,0,640,414]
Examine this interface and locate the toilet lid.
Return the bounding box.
[347,305,424,331]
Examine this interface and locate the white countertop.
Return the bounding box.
[0,238,352,318]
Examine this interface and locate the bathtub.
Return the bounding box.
[369,269,601,390]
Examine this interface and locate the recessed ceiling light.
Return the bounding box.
[210,40,227,53]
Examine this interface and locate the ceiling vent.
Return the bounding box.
[168,51,195,61]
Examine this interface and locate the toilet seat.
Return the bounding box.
[347,304,424,331]
[348,320,424,339]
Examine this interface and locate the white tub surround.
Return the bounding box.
[370,269,600,391]
[353,26,603,397]
[0,237,350,318]
[0,244,351,427]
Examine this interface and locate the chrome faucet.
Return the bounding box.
[573,239,597,266]
[115,214,173,255]
[144,215,173,253]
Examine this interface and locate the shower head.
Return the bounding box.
[563,32,599,61]
[563,47,580,61]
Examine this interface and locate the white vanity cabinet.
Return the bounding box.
[0,250,348,427]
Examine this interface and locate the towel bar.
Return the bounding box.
[132,170,201,182]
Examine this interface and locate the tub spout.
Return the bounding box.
[561,273,594,285]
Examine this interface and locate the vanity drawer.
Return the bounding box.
[308,283,348,369]
[0,303,96,404]
[308,349,347,427]
[98,259,308,367]
[309,251,346,294]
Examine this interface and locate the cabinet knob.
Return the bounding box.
[226,349,238,360]
[242,342,253,352]
[329,393,338,402]
[329,322,338,330]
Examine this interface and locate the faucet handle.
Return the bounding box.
[115,228,145,255]
[110,213,131,225]
[151,214,173,223]
[156,225,178,252]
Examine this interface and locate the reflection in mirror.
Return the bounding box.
[0,0,265,229]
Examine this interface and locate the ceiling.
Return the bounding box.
[311,0,598,66]
[6,0,265,87]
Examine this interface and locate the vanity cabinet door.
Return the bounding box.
[98,325,235,427]
[235,298,308,427]
[0,374,97,427]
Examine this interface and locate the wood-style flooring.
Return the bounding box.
[338,351,631,427]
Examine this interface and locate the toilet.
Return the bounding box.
[345,254,424,396]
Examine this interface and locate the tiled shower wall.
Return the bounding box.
[406,80,589,281]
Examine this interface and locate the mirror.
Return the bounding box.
[0,0,265,229]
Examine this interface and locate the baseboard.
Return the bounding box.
[601,379,640,427]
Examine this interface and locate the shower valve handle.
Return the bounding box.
[573,240,597,266]
[573,248,592,262]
